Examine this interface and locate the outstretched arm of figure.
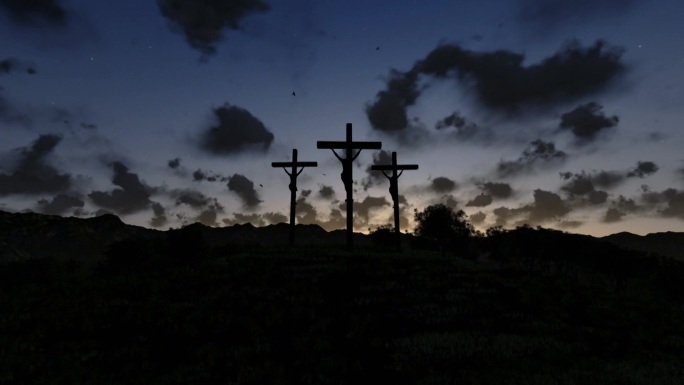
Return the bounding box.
[331,149,344,161]
[382,170,391,179]
[351,150,362,162]
[296,167,304,177]
[283,167,292,177]
[397,170,404,178]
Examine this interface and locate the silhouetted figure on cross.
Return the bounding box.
[332,148,361,199]
[383,168,402,207]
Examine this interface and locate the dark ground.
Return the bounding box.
[2,239,684,385]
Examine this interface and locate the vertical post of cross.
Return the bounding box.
[391,152,400,248]
[289,149,298,245]
[344,124,353,249]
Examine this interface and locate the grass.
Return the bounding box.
[1,246,683,384]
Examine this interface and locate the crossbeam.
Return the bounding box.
[371,151,418,251]
[317,123,382,251]
[317,123,381,150]
[271,161,318,168]
[271,148,317,245]
[371,164,419,171]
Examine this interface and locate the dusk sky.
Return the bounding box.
[1,0,683,236]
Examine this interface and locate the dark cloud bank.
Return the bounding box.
[0,0,68,27]
[227,173,261,208]
[367,39,626,132]
[156,0,270,57]
[89,162,155,215]
[199,104,274,155]
[559,102,619,144]
[0,134,71,196]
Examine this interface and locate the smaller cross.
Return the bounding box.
[272,149,317,245]
[371,151,418,251]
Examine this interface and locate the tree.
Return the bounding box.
[413,204,475,255]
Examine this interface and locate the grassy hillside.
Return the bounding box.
[2,242,684,384]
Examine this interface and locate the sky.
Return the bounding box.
[1,0,683,237]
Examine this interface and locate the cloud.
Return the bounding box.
[354,196,390,224]
[587,190,608,205]
[365,69,420,132]
[524,189,571,223]
[167,158,181,169]
[603,207,625,223]
[660,190,684,219]
[318,185,335,200]
[479,182,513,198]
[0,0,68,27]
[430,177,457,193]
[638,188,684,219]
[614,195,640,213]
[493,189,571,227]
[195,209,221,226]
[518,0,635,32]
[0,134,71,195]
[0,58,37,75]
[559,102,618,143]
[263,211,287,224]
[627,161,659,178]
[466,194,493,207]
[366,39,625,131]
[88,162,154,214]
[362,150,392,189]
[227,173,261,208]
[497,140,566,178]
[295,197,318,224]
[591,170,625,189]
[175,190,222,210]
[435,112,466,130]
[156,0,270,58]
[36,193,83,215]
[192,168,228,182]
[560,172,595,196]
[469,211,486,225]
[493,207,513,226]
[150,202,168,228]
[198,104,274,155]
[558,171,611,205]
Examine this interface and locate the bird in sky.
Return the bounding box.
[376,46,380,51]
[292,91,296,96]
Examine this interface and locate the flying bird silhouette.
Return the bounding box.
[292,91,296,96]
[376,46,379,51]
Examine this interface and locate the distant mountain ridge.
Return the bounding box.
[0,210,372,263]
[1,210,682,262]
[602,231,684,260]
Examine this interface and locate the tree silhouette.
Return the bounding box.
[414,204,474,256]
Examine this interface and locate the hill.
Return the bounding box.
[603,231,684,260]
[2,209,683,263]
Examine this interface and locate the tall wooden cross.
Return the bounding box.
[271,149,317,245]
[318,123,382,250]
[371,151,418,251]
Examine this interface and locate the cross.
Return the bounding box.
[271,149,317,245]
[371,151,418,251]
[318,123,381,250]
